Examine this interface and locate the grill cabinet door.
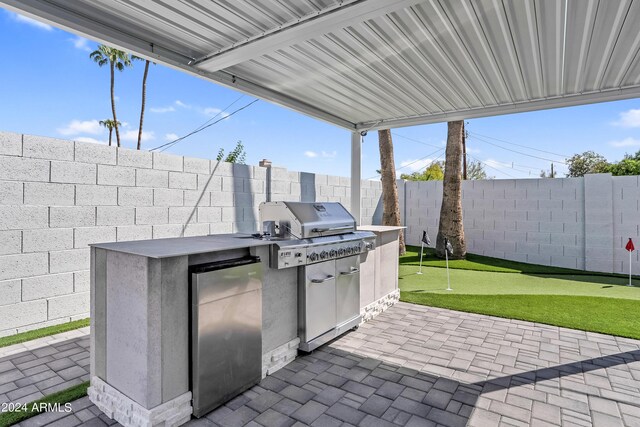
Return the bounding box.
[303,260,336,341]
[336,255,360,325]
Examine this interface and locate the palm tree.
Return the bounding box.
[436,121,466,259]
[99,119,120,146]
[378,129,406,255]
[132,56,151,150]
[90,45,132,147]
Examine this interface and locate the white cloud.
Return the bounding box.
[57,119,102,136]
[165,133,179,141]
[121,129,155,142]
[175,100,190,108]
[69,36,91,52]
[203,107,230,118]
[150,106,176,113]
[11,12,53,31]
[75,137,107,145]
[613,109,640,128]
[400,158,437,172]
[305,150,336,159]
[609,137,640,148]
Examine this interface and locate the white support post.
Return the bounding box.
[350,132,362,225]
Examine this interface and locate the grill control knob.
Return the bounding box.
[320,250,328,260]
[309,252,318,262]
[352,245,361,253]
[329,249,337,258]
[346,247,353,255]
[338,248,345,257]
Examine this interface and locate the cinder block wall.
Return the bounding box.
[402,176,640,274]
[0,132,383,336]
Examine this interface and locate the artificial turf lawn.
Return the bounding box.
[0,318,89,349]
[400,246,640,339]
[0,381,89,427]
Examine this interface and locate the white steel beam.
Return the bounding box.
[356,85,640,131]
[350,132,362,225]
[0,0,356,131]
[194,0,424,72]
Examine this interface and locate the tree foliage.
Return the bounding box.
[608,151,640,176]
[216,141,247,164]
[466,160,487,180]
[400,160,487,181]
[98,119,120,146]
[608,159,640,176]
[401,162,444,181]
[565,151,610,177]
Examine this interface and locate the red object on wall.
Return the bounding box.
[626,238,635,252]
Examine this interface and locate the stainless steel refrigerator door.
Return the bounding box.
[302,260,336,342]
[336,255,360,325]
[191,261,262,417]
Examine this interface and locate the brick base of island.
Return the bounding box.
[88,231,402,427]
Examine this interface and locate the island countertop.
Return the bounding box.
[357,225,406,232]
[90,233,273,258]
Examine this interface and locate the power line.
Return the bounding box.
[468,134,567,165]
[187,95,246,134]
[467,131,570,158]
[365,147,445,180]
[467,154,521,179]
[390,132,443,149]
[149,98,259,152]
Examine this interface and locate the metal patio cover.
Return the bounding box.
[4,0,640,132]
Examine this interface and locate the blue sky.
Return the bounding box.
[2,9,640,180]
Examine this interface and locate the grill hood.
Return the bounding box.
[259,202,356,239]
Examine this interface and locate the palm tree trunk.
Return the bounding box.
[436,121,466,259]
[137,59,150,150]
[378,129,406,255]
[108,128,112,146]
[110,61,121,147]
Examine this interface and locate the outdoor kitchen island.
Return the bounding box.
[87,223,401,426]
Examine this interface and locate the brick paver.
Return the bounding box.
[12,303,640,426]
[0,327,90,408]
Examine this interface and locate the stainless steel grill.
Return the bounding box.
[259,201,375,351]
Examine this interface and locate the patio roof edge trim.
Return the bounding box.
[357,85,640,131]
[0,0,357,132]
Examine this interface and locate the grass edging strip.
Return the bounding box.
[0,381,89,427]
[0,319,90,349]
[401,292,640,340]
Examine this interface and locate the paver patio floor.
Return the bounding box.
[4,302,640,426]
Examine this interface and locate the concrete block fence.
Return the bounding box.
[2,130,639,336]
[0,132,383,336]
[401,175,640,275]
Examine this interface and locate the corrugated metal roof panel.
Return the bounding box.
[3,0,640,130]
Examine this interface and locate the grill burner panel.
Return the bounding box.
[268,232,375,269]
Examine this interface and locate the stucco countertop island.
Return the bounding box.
[88,233,299,427]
